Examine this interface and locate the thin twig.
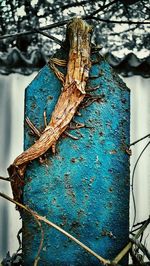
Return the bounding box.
[130,237,150,260]
[1,191,44,265]
[37,216,110,265]
[89,17,150,25]
[83,0,117,19]
[133,219,150,228]
[130,248,143,265]
[130,225,144,234]
[43,111,48,128]
[144,233,149,252]
[16,228,22,252]
[131,141,150,230]
[0,19,69,40]
[26,117,41,138]
[64,131,79,140]
[33,28,64,47]
[111,217,150,264]
[0,176,10,181]
[33,219,44,266]
[0,192,110,265]
[130,133,150,147]
[61,1,88,10]
[108,26,138,35]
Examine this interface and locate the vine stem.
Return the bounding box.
[111,217,150,264]
[0,176,10,181]
[130,133,150,146]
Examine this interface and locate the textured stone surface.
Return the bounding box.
[23,49,130,265]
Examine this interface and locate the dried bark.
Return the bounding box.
[8,18,92,205]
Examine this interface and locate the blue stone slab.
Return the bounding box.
[23,49,130,265]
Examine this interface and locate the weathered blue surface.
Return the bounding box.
[23,49,130,265]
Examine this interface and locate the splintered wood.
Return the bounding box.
[8,18,92,205]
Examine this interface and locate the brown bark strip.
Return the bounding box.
[8,18,92,205]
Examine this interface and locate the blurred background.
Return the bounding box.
[0,0,149,264]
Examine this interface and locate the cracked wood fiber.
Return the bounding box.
[8,18,92,204]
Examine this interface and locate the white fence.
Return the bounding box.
[0,73,149,260]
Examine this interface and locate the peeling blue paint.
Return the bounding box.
[23,50,130,265]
